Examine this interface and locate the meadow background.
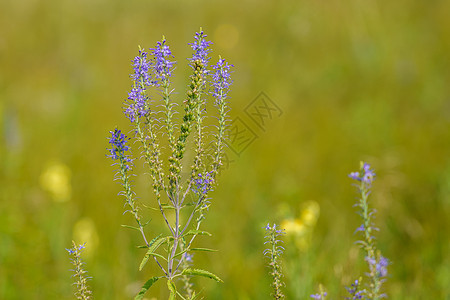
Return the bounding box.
[1,0,449,299]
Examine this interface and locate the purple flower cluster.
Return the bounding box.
[264,223,284,236]
[193,172,214,196]
[125,87,148,123]
[182,252,194,263]
[151,38,175,85]
[310,292,327,299]
[263,223,285,256]
[349,162,375,185]
[131,49,151,85]
[211,58,233,100]
[66,243,86,255]
[108,129,132,169]
[125,49,151,122]
[345,279,365,300]
[367,256,389,278]
[188,30,212,67]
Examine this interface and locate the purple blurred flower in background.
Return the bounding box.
[348,162,375,185]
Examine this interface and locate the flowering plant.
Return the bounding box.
[107,29,232,300]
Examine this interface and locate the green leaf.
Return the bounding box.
[190,248,218,252]
[167,280,177,300]
[139,235,166,271]
[121,224,141,231]
[147,234,163,248]
[148,252,168,262]
[161,203,176,209]
[182,230,212,237]
[181,268,223,283]
[134,277,159,300]
[173,248,189,259]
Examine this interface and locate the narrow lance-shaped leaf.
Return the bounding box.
[134,277,160,300]
[182,229,212,237]
[139,235,166,271]
[190,248,217,252]
[121,224,142,231]
[181,268,223,283]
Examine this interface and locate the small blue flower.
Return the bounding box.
[108,129,133,169]
[264,223,285,236]
[376,256,389,278]
[354,224,365,233]
[310,292,327,299]
[362,163,375,184]
[124,49,152,122]
[345,279,366,299]
[125,86,148,122]
[193,172,214,196]
[349,172,360,180]
[188,30,212,67]
[211,58,233,101]
[151,38,175,85]
[131,49,152,86]
[366,255,389,278]
[349,163,375,185]
[182,252,194,263]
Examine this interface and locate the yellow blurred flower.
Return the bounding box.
[73,217,99,257]
[280,201,321,251]
[300,200,320,227]
[39,161,71,202]
[281,218,306,236]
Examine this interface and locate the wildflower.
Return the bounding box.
[310,292,327,299]
[107,128,132,169]
[349,172,360,181]
[131,49,151,85]
[66,241,92,300]
[367,255,389,278]
[125,86,148,122]
[348,162,375,185]
[151,38,175,84]
[264,223,285,300]
[345,279,366,300]
[349,162,389,299]
[354,224,365,233]
[188,29,212,67]
[182,252,194,263]
[193,172,214,196]
[211,58,233,101]
[124,49,152,123]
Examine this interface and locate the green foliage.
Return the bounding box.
[139,236,168,271]
[134,277,160,300]
[181,268,223,283]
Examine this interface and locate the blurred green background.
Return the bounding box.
[1,0,449,299]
